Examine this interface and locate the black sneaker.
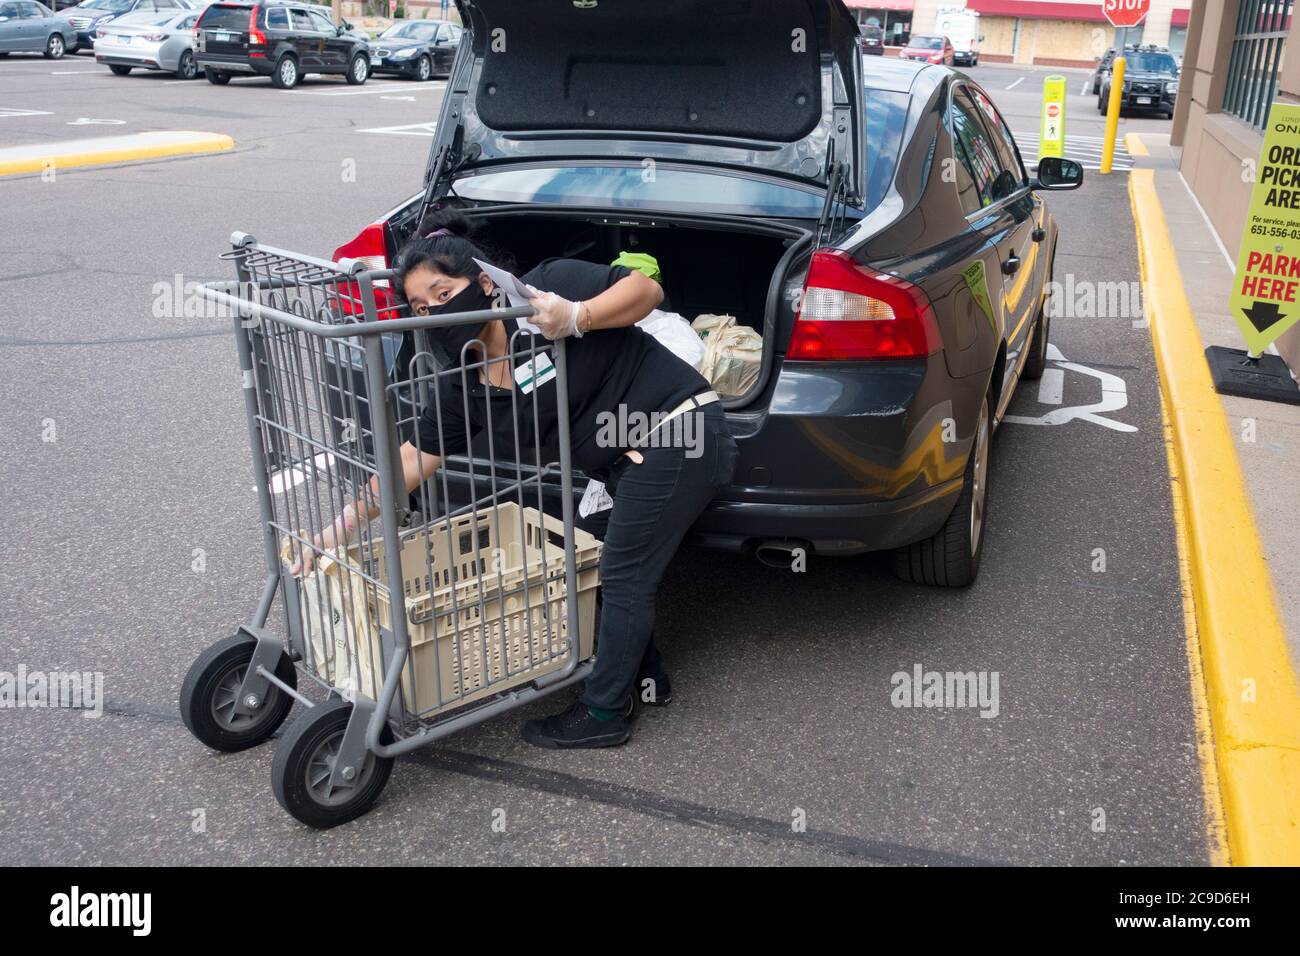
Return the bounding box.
[634,670,673,707]
[521,702,631,749]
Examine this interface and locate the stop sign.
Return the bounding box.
[1103,0,1150,28]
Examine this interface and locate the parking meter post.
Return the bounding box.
[1100,56,1126,174]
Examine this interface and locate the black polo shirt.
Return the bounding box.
[411,258,708,472]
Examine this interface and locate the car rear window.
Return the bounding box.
[199,4,250,30]
[862,89,909,212]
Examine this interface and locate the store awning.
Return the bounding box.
[843,0,917,12]
[965,1,1189,27]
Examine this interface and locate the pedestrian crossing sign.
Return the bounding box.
[1039,75,1066,162]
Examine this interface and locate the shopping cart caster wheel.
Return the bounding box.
[179,633,297,753]
[272,698,394,829]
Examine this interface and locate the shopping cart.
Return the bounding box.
[179,233,602,828]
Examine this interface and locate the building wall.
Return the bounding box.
[916,0,1190,66]
[1177,0,1300,373]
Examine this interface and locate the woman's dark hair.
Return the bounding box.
[392,208,514,303]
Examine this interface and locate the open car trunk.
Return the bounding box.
[431,206,813,409]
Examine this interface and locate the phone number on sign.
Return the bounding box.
[1250,224,1300,240]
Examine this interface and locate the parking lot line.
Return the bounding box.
[0,130,234,176]
[1131,168,1300,866]
[1006,77,1024,90]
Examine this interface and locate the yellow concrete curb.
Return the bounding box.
[1125,132,1149,156]
[0,131,234,177]
[1130,168,1300,866]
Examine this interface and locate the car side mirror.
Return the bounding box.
[342,20,353,30]
[1035,157,1083,191]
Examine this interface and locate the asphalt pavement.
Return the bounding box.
[0,57,1211,864]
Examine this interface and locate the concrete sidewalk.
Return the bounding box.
[1129,131,1300,865]
[1137,132,1300,668]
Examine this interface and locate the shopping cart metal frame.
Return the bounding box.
[181,232,598,827]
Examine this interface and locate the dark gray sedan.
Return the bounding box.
[333,0,1083,588]
[0,0,77,57]
[367,17,460,80]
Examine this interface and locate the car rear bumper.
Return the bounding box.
[195,53,272,76]
[687,479,962,555]
[96,53,161,68]
[95,40,168,68]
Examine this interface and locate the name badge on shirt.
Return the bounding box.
[513,352,557,395]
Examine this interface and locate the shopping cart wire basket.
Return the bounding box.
[178,233,601,828]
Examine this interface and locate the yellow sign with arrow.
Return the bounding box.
[1229,101,1300,356]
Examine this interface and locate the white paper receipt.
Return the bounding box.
[513,352,557,395]
[473,257,544,335]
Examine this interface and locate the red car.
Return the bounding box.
[900,34,953,66]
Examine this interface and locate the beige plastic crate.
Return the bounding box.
[367,503,601,718]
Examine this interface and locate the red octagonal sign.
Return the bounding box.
[1103,0,1150,28]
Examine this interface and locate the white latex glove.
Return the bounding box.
[527,291,582,340]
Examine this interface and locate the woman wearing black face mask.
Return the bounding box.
[300,211,738,750]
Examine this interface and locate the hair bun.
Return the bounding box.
[418,207,476,241]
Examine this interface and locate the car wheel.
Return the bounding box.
[44,32,66,59]
[271,54,299,89]
[108,63,132,76]
[1098,92,1108,116]
[416,54,431,81]
[892,391,992,588]
[205,68,231,85]
[346,54,368,85]
[176,49,197,80]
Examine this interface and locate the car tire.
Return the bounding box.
[1098,92,1108,116]
[1022,302,1050,381]
[108,63,132,76]
[892,391,992,588]
[205,68,231,85]
[271,54,299,89]
[176,49,197,80]
[345,54,368,85]
[415,54,431,81]
[1092,79,1100,94]
[44,33,66,59]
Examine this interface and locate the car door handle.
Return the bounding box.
[1031,227,1046,242]
[1001,255,1021,276]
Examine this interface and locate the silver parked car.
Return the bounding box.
[94,7,201,77]
[0,0,78,58]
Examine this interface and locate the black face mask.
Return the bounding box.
[424,281,494,368]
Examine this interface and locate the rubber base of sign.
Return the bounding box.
[1204,346,1300,406]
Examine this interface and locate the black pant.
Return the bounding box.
[578,402,738,711]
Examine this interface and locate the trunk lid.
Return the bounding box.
[435,0,864,196]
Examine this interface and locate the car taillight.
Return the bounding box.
[787,249,940,360]
[249,7,266,45]
[332,222,400,319]
[929,54,942,63]
[142,32,165,41]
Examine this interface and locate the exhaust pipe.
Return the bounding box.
[753,539,811,570]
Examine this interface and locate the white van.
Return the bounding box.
[935,5,981,67]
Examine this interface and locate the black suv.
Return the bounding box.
[193,0,369,88]
[1097,45,1180,118]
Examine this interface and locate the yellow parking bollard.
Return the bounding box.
[1100,57,1126,174]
